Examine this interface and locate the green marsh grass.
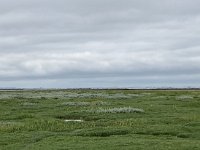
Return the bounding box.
[0,89,200,150]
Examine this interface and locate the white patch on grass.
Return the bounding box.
[64,119,83,122]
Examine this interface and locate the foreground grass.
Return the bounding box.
[0,89,200,150]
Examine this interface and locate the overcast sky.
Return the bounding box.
[0,0,200,88]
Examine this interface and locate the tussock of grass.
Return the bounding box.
[73,128,130,137]
[8,114,35,120]
[61,101,109,106]
[91,101,109,106]
[21,102,37,106]
[0,121,23,132]
[91,107,144,113]
[61,102,90,106]
[136,131,179,137]
[63,93,144,99]
[152,96,167,99]
[56,114,101,122]
[176,95,193,100]
[24,120,69,131]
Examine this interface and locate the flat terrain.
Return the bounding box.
[0,89,200,150]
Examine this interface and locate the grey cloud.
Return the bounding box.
[0,0,200,87]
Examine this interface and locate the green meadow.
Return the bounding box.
[0,89,200,150]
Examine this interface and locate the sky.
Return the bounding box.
[0,0,200,88]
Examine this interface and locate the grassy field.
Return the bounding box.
[0,89,200,150]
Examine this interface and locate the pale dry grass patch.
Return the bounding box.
[176,95,193,100]
[90,107,144,113]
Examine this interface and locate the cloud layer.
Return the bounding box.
[0,0,200,88]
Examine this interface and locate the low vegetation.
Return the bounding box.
[0,89,200,149]
[92,107,144,113]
